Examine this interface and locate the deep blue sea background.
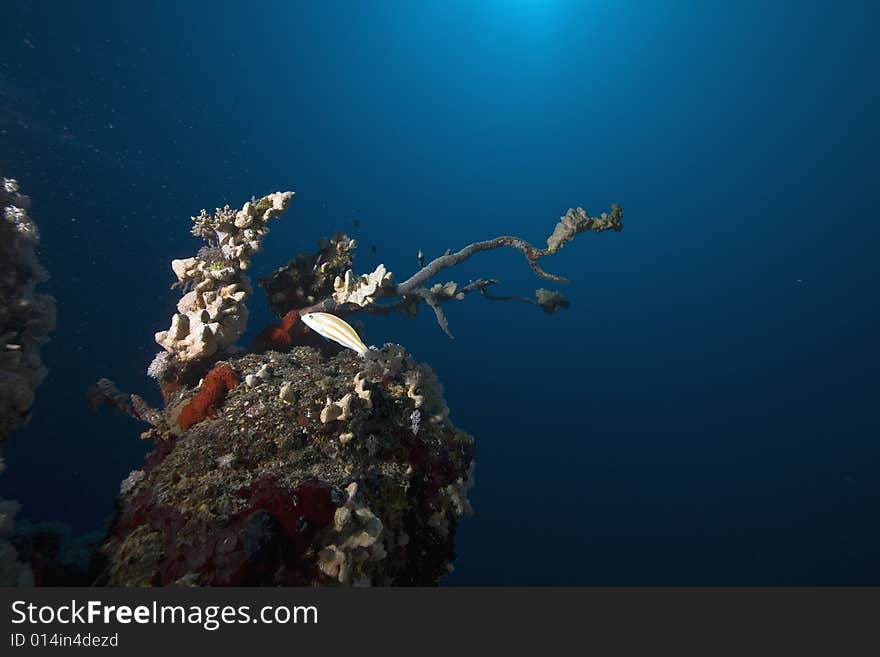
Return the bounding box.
[1,1,877,584]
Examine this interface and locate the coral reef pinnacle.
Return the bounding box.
[96,187,623,587]
[103,345,475,586]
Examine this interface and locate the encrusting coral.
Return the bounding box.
[93,189,623,587]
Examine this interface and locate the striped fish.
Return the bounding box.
[300,312,369,357]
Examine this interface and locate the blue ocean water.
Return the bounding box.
[1,1,877,584]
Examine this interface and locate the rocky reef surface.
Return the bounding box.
[103,344,474,586]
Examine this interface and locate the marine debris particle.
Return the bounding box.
[176,364,238,430]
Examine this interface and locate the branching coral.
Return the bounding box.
[154,191,294,366]
[295,203,623,337]
[332,264,394,307]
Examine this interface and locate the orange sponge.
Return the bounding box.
[177,365,238,430]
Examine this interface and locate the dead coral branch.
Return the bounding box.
[301,204,622,337]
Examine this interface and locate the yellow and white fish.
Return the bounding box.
[300,311,369,357]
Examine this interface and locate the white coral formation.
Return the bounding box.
[320,372,375,425]
[0,178,56,440]
[444,473,475,517]
[318,232,357,261]
[360,344,450,425]
[428,472,475,538]
[155,192,294,363]
[353,372,373,409]
[320,393,354,423]
[547,206,620,253]
[317,482,386,585]
[146,350,172,380]
[332,264,393,306]
[410,409,421,435]
[155,262,250,362]
[429,281,465,300]
[190,191,295,270]
[361,343,409,380]
[278,382,296,404]
[119,469,145,495]
[404,366,449,424]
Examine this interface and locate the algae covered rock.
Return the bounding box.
[102,344,474,586]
